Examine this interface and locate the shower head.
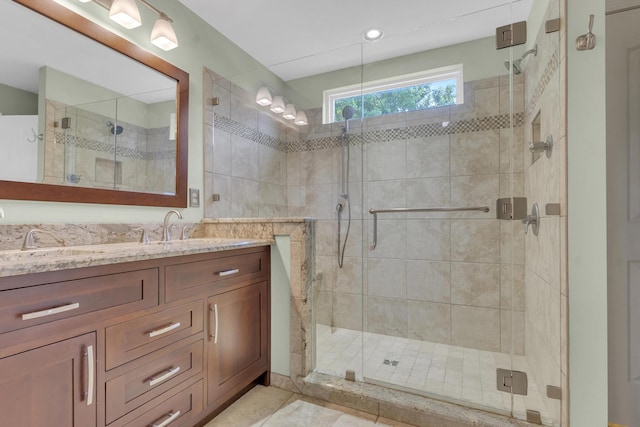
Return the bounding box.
[106,121,124,135]
[342,105,355,121]
[503,44,538,75]
[504,58,524,74]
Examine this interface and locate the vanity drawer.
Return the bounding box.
[108,379,204,427]
[0,268,158,334]
[105,338,203,424]
[165,248,268,302]
[105,300,204,370]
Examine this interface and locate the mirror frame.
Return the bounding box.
[1,0,189,207]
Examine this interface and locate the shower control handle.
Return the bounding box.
[521,203,540,236]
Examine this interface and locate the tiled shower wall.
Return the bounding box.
[522,0,566,422]
[203,69,289,218]
[43,100,175,193]
[203,68,528,356]
[290,77,526,355]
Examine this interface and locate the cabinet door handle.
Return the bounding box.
[209,303,219,344]
[148,366,181,387]
[85,345,94,406]
[148,322,181,338]
[218,268,239,277]
[151,410,181,427]
[21,302,80,320]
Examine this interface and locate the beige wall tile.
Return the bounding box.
[406,136,450,179]
[451,130,500,176]
[451,219,500,263]
[451,262,501,308]
[366,297,408,337]
[407,300,451,343]
[451,305,501,352]
[367,258,406,299]
[406,260,451,303]
[366,141,407,181]
[407,219,451,261]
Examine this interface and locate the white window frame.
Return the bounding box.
[322,64,464,124]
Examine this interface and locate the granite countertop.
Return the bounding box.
[0,237,273,278]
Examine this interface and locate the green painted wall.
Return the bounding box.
[0,83,37,115]
[567,0,608,424]
[271,236,291,376]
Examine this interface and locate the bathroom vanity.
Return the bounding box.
[0,240,271,427]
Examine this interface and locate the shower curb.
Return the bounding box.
[290,372,534,427]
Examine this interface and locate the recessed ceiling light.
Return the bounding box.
[363,28,384,41]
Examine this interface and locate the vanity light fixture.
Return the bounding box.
[76,0,179,50]
[150,13,178,50]
[256,87,273,106]
[294,111,308,126]
[270,96,285,114]
[283,104,297,120]
[109,0,141,29]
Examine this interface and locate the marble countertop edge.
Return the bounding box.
[0,238,273,278]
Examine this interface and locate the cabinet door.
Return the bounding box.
[207,281,269,407]
[0,332,96,427]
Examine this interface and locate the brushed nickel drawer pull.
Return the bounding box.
[148,322,181,338]
[211,303,219,344]
[21,302,80,320]
[148,366,180,387]
[85,344,94,406]
[151,410,181,427]
[218,268,239,277]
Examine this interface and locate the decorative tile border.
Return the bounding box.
[526,49,559,117]
[214,114,288,152]
[54,132,175,161]
[214,112,525,154]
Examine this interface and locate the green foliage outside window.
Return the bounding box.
[333,80,456,122]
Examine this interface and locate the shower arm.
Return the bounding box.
[368,206,490,250]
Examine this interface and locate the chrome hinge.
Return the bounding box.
[496,197,527,220]
[497,368,528,395]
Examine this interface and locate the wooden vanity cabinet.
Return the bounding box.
[0,332,97,427]
[207,280,270,408]
[0,245,270,427]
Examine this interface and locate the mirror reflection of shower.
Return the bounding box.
[336,105,355,269]
[504,44,537,74]
[106,121,124,135]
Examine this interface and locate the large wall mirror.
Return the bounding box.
[0,0,188,207]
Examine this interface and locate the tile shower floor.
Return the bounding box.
[315,325,554,426]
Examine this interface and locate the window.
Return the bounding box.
[323,64,463,124]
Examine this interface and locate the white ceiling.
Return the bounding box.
[178,0,534,81]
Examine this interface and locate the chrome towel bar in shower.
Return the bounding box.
[368,206,490,250]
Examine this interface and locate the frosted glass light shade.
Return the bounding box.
[294,111,308,126]
[109,0,141,29]
[270,96,285,114]
[78,0,92,3]
[256,87,272,106]
[151,15,178,51]
[283,104,296,120]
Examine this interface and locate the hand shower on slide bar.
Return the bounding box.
[336,105,355,269]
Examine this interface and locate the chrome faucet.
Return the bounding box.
[21,229,63,250]
[161,210,183,242]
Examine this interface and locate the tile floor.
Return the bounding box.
[315,325,554,426]
[204,384,417,427]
